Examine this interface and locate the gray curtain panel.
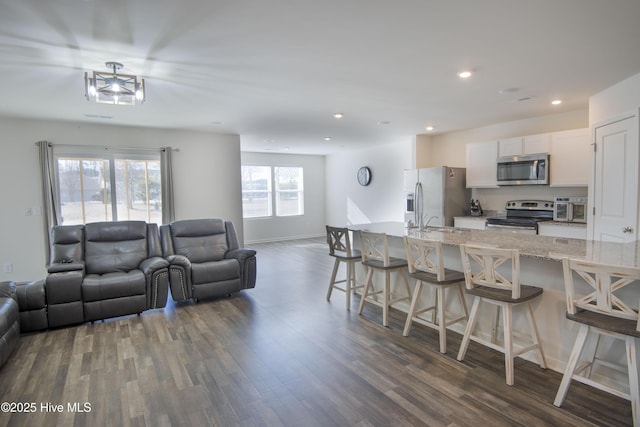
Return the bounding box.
[37,140,61,262]
[161,147,175,224]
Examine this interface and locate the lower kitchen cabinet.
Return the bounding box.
[538,222,587,239]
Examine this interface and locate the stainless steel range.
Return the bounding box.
[486,200,554,235]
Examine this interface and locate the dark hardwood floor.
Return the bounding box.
[0,237,632,426]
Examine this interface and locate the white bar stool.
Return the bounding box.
[456,244,547,386]
[325,225,363,310]
[554,257,640,426]
[403,236,468,354]
[358,231,411,327]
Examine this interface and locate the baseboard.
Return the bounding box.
[245,233,325,244]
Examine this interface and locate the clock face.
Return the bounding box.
[357,166,371,186]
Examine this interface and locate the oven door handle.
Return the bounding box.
[486,223,537,231]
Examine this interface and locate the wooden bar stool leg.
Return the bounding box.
[327,258,340,301]
[584,334,601,378]
[502,303,514,386]
[401,270,412,301]
[554,325,590,407]
[437,286,447,354]
[358,268,374,315]
[383,271,391,327]
[345,261,352,309]
[457,297,482,361]
[526,303,547,368]
[626,336,640,426]
[403,281,423,336]
[492,305,501,344]
[457,284,469,318]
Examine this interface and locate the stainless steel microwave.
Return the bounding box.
[497,153,549,185]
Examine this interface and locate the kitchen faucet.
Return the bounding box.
[421,215,439,230]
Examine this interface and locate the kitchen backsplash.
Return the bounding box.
[471,186,588,212]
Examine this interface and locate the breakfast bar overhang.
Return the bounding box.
[348,222,640,379]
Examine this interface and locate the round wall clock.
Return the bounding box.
[357,166,372,186]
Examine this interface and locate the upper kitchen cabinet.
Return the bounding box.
[466,140,499,188]
[498,133,550,157]
[549,128,590,186]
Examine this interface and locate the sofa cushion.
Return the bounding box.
[82,270,146,302]
[170,219,229,263]
[85,221,148,274]
[191,259,239,285]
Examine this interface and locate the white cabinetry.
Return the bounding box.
[465,141,498,188]
[498,134,549,157]
[549,128,590,187]
[454,217,486,230]
[538,223,587,239]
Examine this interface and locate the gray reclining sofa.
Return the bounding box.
[46,221,170,327]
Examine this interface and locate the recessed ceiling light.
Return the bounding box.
[324,137,332,141]
[498,88,519,95]
[425,126,435,131]
[551,99,562,105]
[333,113,344,119]
[457,70,472,79]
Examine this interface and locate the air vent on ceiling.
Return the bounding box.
[84,114,113,119]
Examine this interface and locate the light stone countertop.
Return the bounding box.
[349,221,640,268]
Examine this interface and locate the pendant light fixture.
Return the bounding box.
[84,62,145,105]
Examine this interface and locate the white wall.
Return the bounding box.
[589,72,640,125]
[241,152,326,242]
[416,109,590,212]
[325,138,414,226]
[0,116,243,282]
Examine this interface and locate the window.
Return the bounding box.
[241,166,272,218]
[241,166,304,218]
[55,150,162,225]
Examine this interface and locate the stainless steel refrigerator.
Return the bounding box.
[403,166,470,228]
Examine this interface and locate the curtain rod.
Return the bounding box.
[37,142,179,152]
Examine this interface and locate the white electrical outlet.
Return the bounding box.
[24,207,32,216]
[3,263,13,273]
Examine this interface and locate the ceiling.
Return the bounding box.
[2,0,640,155]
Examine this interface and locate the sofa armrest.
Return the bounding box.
[166,254,191,269]
[138,257,170,310]
[48,261,85,274]
[225,248,257,263]
[0,281,16,299]
[139,256,169,275]
[162,254,192,301]
[225,249,257,289]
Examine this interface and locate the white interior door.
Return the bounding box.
[592,115,639,242]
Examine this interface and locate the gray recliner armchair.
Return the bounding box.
[160,219,256,301]
[46,221,170,327]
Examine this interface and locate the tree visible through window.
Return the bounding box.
[56,155,162,225]
[241,166,303,218]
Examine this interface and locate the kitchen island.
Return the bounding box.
[348,221,640,376]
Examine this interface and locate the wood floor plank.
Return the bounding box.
[0,237,634,426]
